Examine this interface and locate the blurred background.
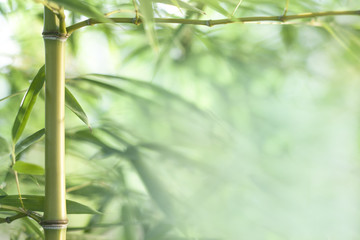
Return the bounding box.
[1,0,360,239]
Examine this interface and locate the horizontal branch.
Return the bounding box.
[66,9,360,35]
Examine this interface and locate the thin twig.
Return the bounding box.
[10,145,24,209]
[0,90,26,102]
[66,9,360,35]
[231,0,244,17]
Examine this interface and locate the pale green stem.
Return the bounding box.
[43,6,68,240]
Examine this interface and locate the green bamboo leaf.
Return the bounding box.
[49,0,109,22]
[154,0,206,15]
[65,87,91,129]
[12,161,45,176]
[11,65,45,144]
[0,195,99,214]
[139,0,158,50]
[15,128,45,156]
[0,136,9,156]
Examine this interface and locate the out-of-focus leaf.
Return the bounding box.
[0,189,7,196]
[0,136,9,156]
[49,0,109,22]
[15,128,45,156]
[139,0,158,49]
[12,161,45,176]
[145,221,173,240]
[154,0,206,15]
[65,87,91,129]
[85,74,206,116]
[281,25,297,48]
[121,204,137,240]
[0,195,99,214]
[191,0,228,16]
[71,77,158,106]
[11,65,45,144]
[125,147,174,217]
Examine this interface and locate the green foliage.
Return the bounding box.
[11,66,45,144]
[1,0,360,239]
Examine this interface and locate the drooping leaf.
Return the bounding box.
[121,204,137,240]
[139,0,158,50]
[0,136,9,156]
[11,65,45,144]
[125,147,174,217]
[71,77,159,106]
[49,0,109,22]
[154,0,206,15]
[65,87,91,129]
[84,74,206,116]
[15,128,45,157]
[12,161,45,176]
[0,195,99,214]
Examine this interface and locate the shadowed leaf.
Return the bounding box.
[65,87,91,129]
[12,161,45,176]
[0,195,99,214]
[11,65,45,144]
[15,128,45,157]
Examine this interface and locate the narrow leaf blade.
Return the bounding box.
[15,128,45,156]
[12,161,45,176]
[65,87,90,129]
[12,65,45,144]
[0,195,99,214]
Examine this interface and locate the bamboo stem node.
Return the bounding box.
[41,219,69,230]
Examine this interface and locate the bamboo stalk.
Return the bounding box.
[66,9,360,35]
[42,7,68,240]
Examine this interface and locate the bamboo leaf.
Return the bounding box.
[0,136,9,156]
[65,87,91,129]
[49,0,109,22]
[154,0,206,15]
[139,0,158,50]
[15,128,45,156]
[12,161,45,176]
[11,65,45,144]
[0,195,99,214]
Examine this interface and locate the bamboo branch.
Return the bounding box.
[66,9,360,35]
